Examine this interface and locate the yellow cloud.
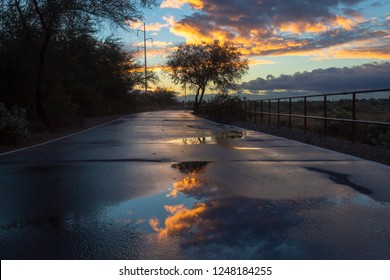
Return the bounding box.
[311,39,390,60]
[248,58,276,66]
[161,0,204,9]
[146,22,169,31]
[159,203,206,237]
[170,21,209,44]
[169,13,389,61]
[168,177,203,197]
[149,217,161,232]
[279,22,329,33]
[279,15,362,34]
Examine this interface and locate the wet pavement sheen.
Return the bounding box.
[1,111,390,259]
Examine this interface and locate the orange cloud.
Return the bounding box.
[170,21,209,44]
[168,177,203,197]
[158,203,206,237]
[165,1,388,60]
[169,14,389,60]
[312,39,390,60]
[279,16,361,34]
[279,22,329,33]
[248,58,276,66]
[161,0,204,10]
[149,217,161,232]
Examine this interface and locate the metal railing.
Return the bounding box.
[243,88,390,144]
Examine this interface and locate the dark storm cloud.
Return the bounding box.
[181,0,364,32]
[171,0,389,58]
[241,62,390,92]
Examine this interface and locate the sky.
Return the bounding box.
[118,0,390,96]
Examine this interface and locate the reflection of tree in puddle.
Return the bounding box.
[170,131,246,145]
[182,137,208,145]
[169,162,214,198]
[171,161,210,174]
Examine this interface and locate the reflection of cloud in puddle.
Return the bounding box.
[168,177,203,198]
[141,160,309,258]
[149,203,206,238]
[149,217,161,232]
[135,218,146,224]
[149,168,300,258]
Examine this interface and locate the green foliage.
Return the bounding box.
[201,94,243,123]
[0,0,158,129]
[148,87,177,106]
[0,103,30,144]
[44,90,80,127]
[166,41,248,112]
[329,108,352,119]
[376,130,390,148]
[128,87,179,111]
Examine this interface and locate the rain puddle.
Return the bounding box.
[102,161,300,259]
[168,131,246,145]
[99,161,390,259]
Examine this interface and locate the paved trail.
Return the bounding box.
[1,111,389,259]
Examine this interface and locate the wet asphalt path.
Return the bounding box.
[1,111,390,259]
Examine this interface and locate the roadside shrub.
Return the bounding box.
[200,94,243,122]
[375,129,390,148]
[0,103,30,144]
[45,90,80,127]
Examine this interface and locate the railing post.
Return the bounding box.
[277,99,280,128]
[249,101,253,122]
[352,92,356,144]
[304,97,307,133]
[268,100,271,126]
[324,95,327,137]
[244,100,247,121]
[254,101,257,123]
[260,100,263,124]
[289,98,292,130]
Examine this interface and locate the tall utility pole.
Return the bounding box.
[137,23,153,94]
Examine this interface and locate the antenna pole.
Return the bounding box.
[137,23,153,94]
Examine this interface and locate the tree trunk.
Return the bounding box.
[194,86,206,113]
[193,102,199,113]
[193,87,201,113]
[35,33,52,130]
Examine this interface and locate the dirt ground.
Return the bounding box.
[0,115,122,155]
[232,121,390,166]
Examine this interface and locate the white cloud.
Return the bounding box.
[160,0,186,9]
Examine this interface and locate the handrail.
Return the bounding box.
[243,88,390,144]
[255,88,390,101]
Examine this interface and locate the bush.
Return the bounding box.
[200,94,243,123]
[0,103,30,144]
[375,129,390,148]
[44,91,79,127]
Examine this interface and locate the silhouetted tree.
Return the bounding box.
[3,0,156,128]
[166,41,248,112]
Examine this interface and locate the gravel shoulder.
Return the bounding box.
[0,115,122,155]
[232,121,390,166]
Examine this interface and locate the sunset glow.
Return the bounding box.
[124,0,390,94]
